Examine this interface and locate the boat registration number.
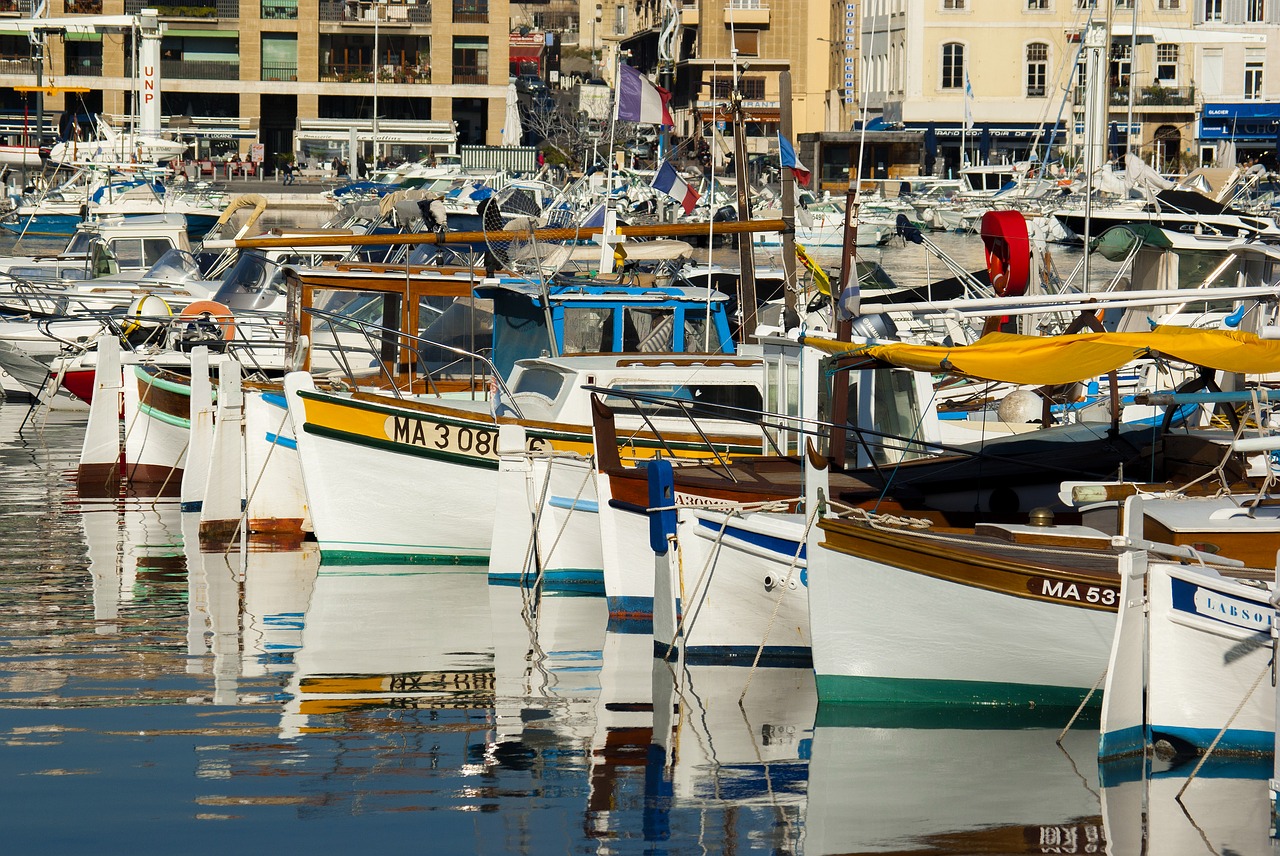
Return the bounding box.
[1028,577,1119,608]
[387,416,549,458]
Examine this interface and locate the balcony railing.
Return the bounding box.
[452,64,485,83]
[261,0,297,18]
[262,62,297,81]
[452,0,487,22]
[65,0,104,12]
[127,58,239,79]
[66,57,104,76]
[0,54,37,75]
[125,0,238,17]
[319,0,431,22]
[1076,84,1196,108]
[319,61,430,83]
[0,0,41,13]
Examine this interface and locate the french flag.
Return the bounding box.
[616,64,674,126]
[652,161,699,214]
[778,133,811,187]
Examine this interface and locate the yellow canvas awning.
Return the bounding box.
[802,326,1280,385]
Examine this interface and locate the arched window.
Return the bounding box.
[942,42,964,89]
[1026,43,1048,97]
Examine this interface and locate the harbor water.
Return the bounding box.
[0,232,1276,854]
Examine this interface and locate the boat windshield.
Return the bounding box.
[141,249,202,283]
[63,231,96,256]
[210,250,289,312]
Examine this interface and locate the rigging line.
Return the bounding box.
[1174,655,1273,802]
[739,503,818,704]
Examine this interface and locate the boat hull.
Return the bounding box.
[809,518,1120,707]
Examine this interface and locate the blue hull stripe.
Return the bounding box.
[654,641,812,668]
[695,516,806,562]
[180,500,203,512]
[607,594,653,620]
[265,431,297,450]
[548,495,599,513]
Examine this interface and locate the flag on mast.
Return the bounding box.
[963,71,974,131]
[616,64,674,126]
[652,161,700,214]
[777,133,811,187]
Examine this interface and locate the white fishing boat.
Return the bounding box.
[283,272,764,567]
[1100,492,1279,761]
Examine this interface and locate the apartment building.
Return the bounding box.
[0,0,511,164]
[844,0,1278,186]
[606,0,844,162]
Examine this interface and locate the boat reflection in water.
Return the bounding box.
[805,707,1104,855]
[1103,754,1274,856]
[83,500,188,634]
[279,566,495,738]
[182,512,318,705]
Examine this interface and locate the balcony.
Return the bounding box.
[128,58,239,79]
[319,61,430,83]
[262,62,297,81]
[262,0,297,18]
[1089,84,1194,108]
[452,64,485,83]
[680,2,697,24]
[0,0,41,13]
[724,0,766,25]
[319,0,431,23]
[452,0,487,23]
[65,0,104,12]
[0,54,37,75]
[66,57,104,76]
[125,0,238,17]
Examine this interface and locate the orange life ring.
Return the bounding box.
[178,300,236,341]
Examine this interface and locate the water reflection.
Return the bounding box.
[2,402,1278,850]
[1102,755,1276,856]
[280,567,494,738]
[806,708,1103,855]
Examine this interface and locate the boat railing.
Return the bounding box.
[304,305,521,415]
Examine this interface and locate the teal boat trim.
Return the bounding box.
[815,674,1103,710]
[137,401,192,430]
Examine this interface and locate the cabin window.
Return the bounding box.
[307,288,403,374]
[683,310,723,353]
[871,368,926,464]
[510,366,567,401]
[562,306,615,354]
[622,307,676,353]
[83,236,169,270]
[417,296,494,379]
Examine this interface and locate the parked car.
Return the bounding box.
[516,74,548,95]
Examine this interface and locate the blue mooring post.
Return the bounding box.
[648,459,676,554]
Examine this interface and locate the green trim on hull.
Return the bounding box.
[137,401,192,430]
[320,548,489,566]
[815,674,1104,710]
